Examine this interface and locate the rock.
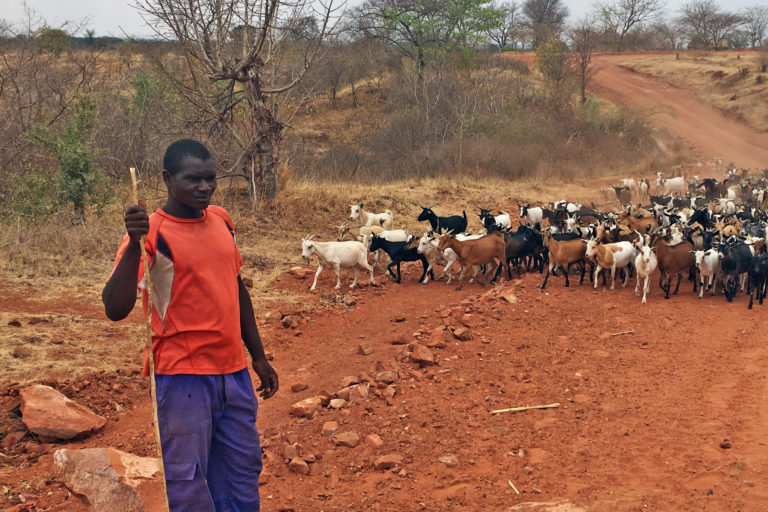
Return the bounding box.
[281,316,299,329]
[720,439,732,449]
[1,430,26,450]
[427,328,447,348]
[328,399,347,409]
[340,376,360,388]
[343,296,357,307]
[502,294,519,304]
[505,500,587,512]
[394,313,406,322]
[331,432,360,448]
[438,454,459,466]
[284,443,299,460]
[452,328,472,341]
[374,454,403,471]
[523,466,533,475]
[7,319,22,327]
[322,422,340,437]
[375,371,397,384]
[50,337,64,345]
[12,346,32,359]
[54,447,162,512]
[347,383,370,402]
[410,344,435,366]
[357,344,373,356]
[20,385,106,440]
[290,383,308,393]
[289,266,314,279]
[288,457,310,475]
[390,335,408,345]
[242,277,254,288]
[365,434,384,449]
[460,314,482,328]
[289,396,324,418]
[383,386,397,398]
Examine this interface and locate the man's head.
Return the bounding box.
[162,139,216,215]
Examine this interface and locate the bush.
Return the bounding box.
[19,96,112,219]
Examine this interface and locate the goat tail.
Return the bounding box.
[462,210,467,221]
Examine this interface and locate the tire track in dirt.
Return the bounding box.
[590,53,768,172]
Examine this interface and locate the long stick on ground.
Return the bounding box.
[491,403,561,415]
[130,168,170,512]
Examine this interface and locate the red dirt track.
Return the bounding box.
[590,53,768,171]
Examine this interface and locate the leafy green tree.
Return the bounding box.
[353,0,504,72]
[36,27,70,56]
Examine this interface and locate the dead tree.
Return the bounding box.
[136,0,340,204]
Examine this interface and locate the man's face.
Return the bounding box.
[165,157,217,211]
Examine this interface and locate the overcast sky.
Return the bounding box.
[2,0,763,38]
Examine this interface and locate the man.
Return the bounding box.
[102,139,278,511]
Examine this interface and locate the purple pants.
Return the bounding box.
[154,368,262,512]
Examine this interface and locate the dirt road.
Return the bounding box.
[591,53,768,172]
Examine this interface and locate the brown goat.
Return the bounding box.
[540,231,589,288]
[653,236,697,299]
[437,232,506,290]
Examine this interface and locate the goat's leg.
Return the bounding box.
[351,266,360,289]
[455,264,467,291]
[672,272,682,295]
[691,269,697,293]
[470,265,482,285]
[610,265,617,290]
[564,264,571,287]
[635,273,642,296]
[593,264,602,289]
[422,261,433,284]
[642,274,650,304]
[310,265,324,292]
[699,276,704,298]
[333,263,343,290]
[622,264,630,287]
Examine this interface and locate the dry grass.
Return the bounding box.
[622,50,768,132]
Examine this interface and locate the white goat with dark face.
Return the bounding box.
[349,203,394,230]
[301,235,375,292]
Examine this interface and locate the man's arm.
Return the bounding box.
[238,276,279,399]
[102,205,149,321]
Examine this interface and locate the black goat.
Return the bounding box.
[417,205,467,234]
[719,242,753,302]
[748,254,768,309]
[369,235,430,284]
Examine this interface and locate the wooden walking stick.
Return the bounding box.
[130,168,170,512]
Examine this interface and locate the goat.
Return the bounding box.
[504,224,545,278]
[369,234,430,284]
[656,172,686,196]
[653,236,696,299]
[612,186,632,205]
[437,232,506,290]
[539,231,588,289]
[417,205,467,234]
[718,242,753,302]
[691,249,720,298]
[336,222,384,242]
[349,202,395,230]
[301,236,375,292]
[479,208,512,231]
[586,240,636,290]
[748,254,768,309]
[634,244,658,304]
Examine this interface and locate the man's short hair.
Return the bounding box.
[163,139,212,175]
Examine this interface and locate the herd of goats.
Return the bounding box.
[299,168,768,308]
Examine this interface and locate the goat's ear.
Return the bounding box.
[358,202,363,208]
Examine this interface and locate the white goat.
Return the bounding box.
[692,249,720,298]
[349,202,395,230]
[301,236,375,292]
[656,172,686,196]
[634,244,658,304]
